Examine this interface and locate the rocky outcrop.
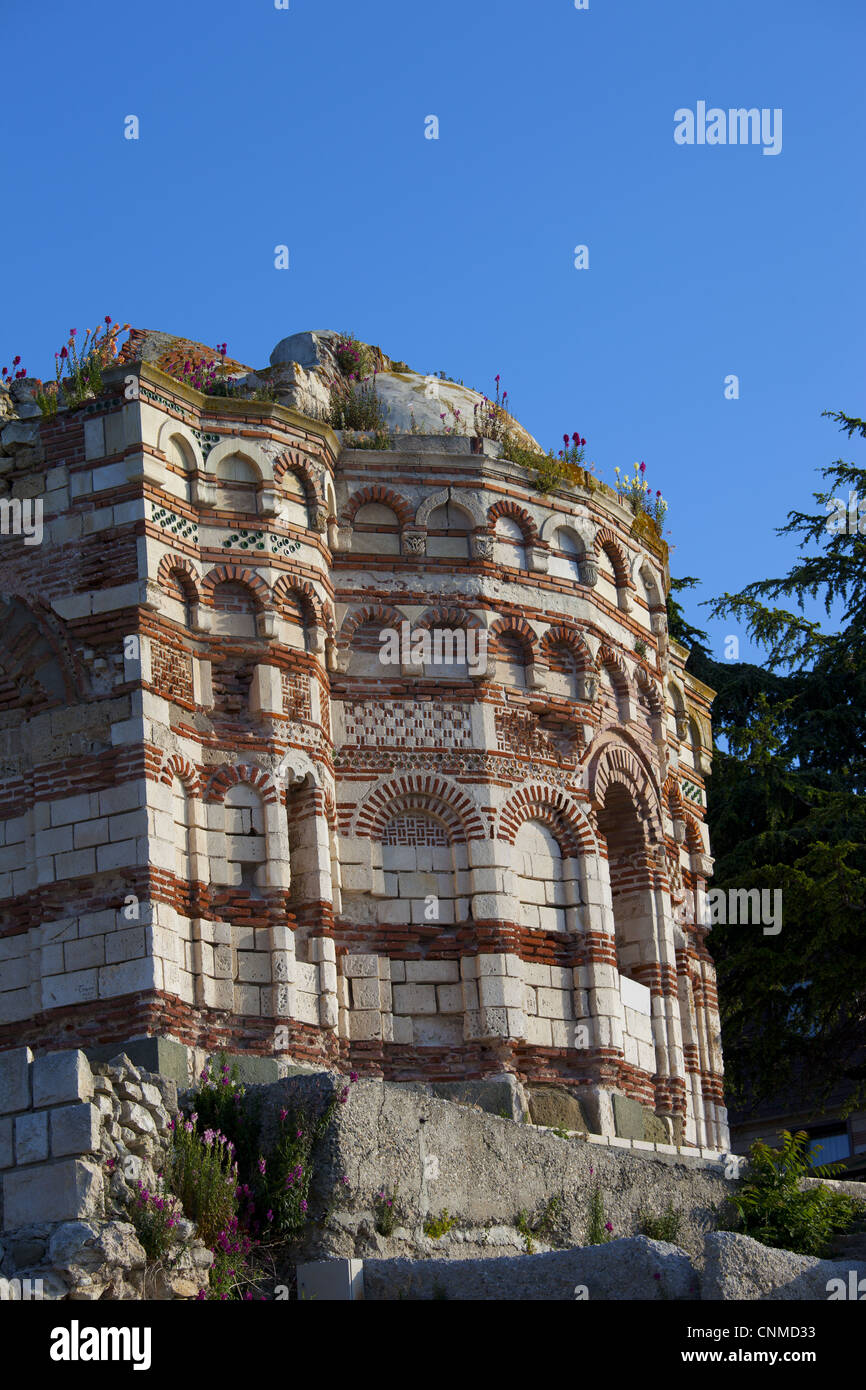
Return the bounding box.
[362,1236,695,1301]
[0,1049,212,1300]
[703,1231,866,1301]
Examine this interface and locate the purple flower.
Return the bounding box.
[258,1158,266,1175]
[605,1221,613,1232]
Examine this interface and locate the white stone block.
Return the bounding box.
[479,975,523,1009]
[51,1102,101,1156]
[296,1259,364,1302]
[392,983,436,1015]
[405,960,459,984]
[32,1051,92,1108]
[620,974,652,1016]
[350,977,380,1011]
[524,1016,553,1047]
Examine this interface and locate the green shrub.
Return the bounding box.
[373,1183,400,1236]
[166,1116,238,1247]
[252,1090,344,1241]
[724,1130,858,1257]
[516,1197,564,1253]
[639,1202,682,1243]
[333,335,371,377]
[585,1182,614,1245]
[329,374,387,431]
[190,1053,261,1178]
[127,1178,181,1261]
[424,1209,458,1239]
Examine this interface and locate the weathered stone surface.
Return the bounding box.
[526,1084,588,1133]
[15,1111,49,1164]
[251,1077,732,1264]
[119,1101,155,1134]
[0,1048,32,1115]
[428,1076,526,1122]
[32,1051,93,1109]
[0,420,44,461]
[10,1236,46,1266]
[51,1103,101,1157]
[364,1237,695,1301]
[0,1118,12,1169]
[703,1231,866,1301]
[3,1159,103,1229]
[106,1054,142,1083]
[612,1094,668,1144]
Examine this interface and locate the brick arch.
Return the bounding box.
[487,614,539,659]
[337,603,407,653]
[662,774,686,818]
[156,553,201,603]
[539,625,596,673]
[415,486,487,531]
[273,450,322,509]
[204,762,279,805]
[683,812,705,858]
[201,563,272,609]
[158,753,202,797]
[415,606,485,632]
[593,528,632,589]
[635,664,664,719]
[487,499,539,543]
[354,774,488,844]
[498,784,596,856]
[0,595,86,706]
[343,485,413,530]
[272,574,323,626]
[634,555,664,609]
[587,734,660,826]
[597,643,631,694]
[156,419,204,472]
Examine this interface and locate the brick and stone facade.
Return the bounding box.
[0,333,727,1151]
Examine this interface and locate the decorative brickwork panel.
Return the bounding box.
[282,670,311,721]
[495,709,556,758]
[343,701,472,749]
[151,640,193,706]
[382,814,449,847]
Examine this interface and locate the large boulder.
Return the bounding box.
[703,1231,866,1300]
[363,1236,695,1301]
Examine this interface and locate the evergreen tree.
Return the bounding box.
[668,412,866,1109]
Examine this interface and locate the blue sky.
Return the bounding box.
[2,0,863,664]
